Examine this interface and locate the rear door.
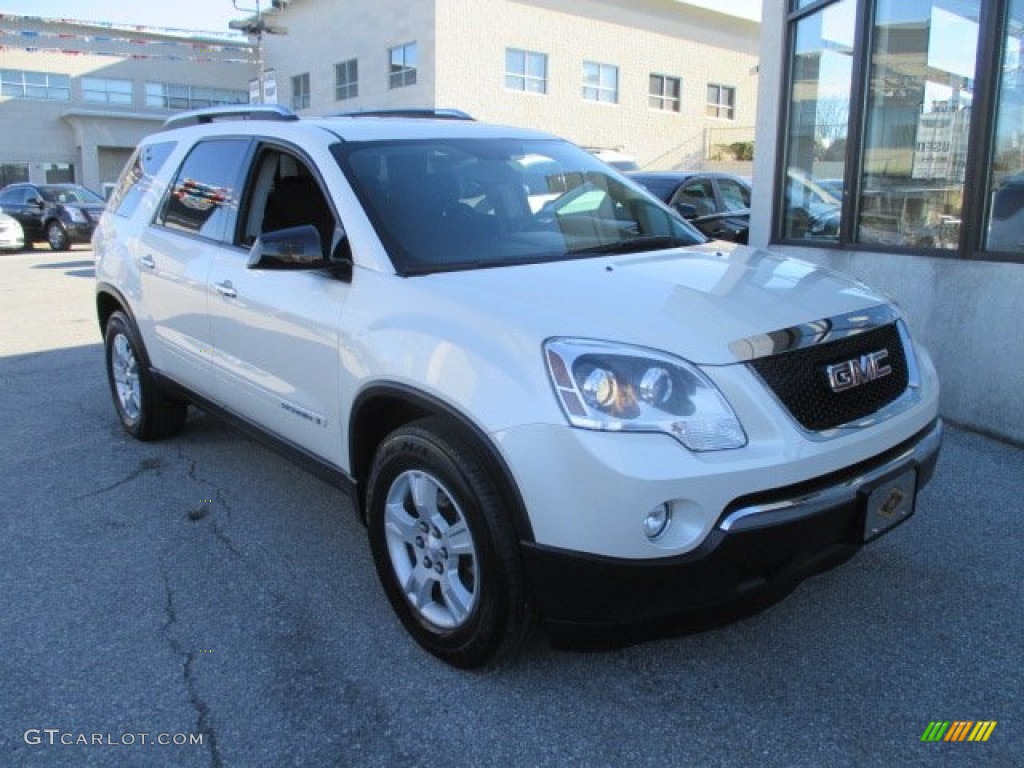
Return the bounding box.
[136,137,252,396]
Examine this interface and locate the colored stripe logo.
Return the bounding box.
[921,721,997,742]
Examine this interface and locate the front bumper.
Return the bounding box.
[521,419,942,628]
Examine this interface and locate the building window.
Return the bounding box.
[780,0,855,241]
[583,61,618,104]
[82,77,133,106]
[335,59,358,101]
[144,82,246,110]
[389,42,418,89]
[778,0,990,255]
[44,163,74,184]
[649,74,681,112]
[291,73,311,109]
[706,84,736,119]
[0,69,70,101]
[0,163,29,187]
[506,48,547,94]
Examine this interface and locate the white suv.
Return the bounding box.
[94,106,942,668]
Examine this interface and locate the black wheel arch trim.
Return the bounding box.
[96,282,157,372]
[350,382,535,544]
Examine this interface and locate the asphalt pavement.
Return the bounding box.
[0,246,1020,767]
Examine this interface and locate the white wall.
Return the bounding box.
[263,0,759,170]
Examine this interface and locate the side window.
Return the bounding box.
[718,178,750,211]
[157,139,249,240]
[674,179,716,216]
[109,141,176,219]
[238,147,336,257]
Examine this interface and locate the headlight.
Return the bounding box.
[66,207,87,223]
[544,338,747,451]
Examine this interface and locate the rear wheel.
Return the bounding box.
[46,220,70,251]
[103,311,187,440]
[366,417,531,668]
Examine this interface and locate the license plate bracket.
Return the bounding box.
[861,467,918,542]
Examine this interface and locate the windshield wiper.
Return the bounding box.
[568,236,690,257]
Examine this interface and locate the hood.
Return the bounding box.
[425,243,889,366]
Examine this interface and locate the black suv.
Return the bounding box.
[0,182,106,250]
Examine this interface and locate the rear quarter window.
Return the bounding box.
[109,141,176,219]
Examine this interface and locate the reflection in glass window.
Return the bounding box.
[706,84,736,119]
[389,42,418,89]
[291,73,310,110]
[986,0,1024,252]
[158,140,247,240]
[583,61,618,104]
[781,0,854,241]
[110,141,177,220]
[858,0,978,249]
[649,74,681,112]
[335,59,358,101]
[82,77,133,106]
[0,69,70,100]
[506,49,548,94]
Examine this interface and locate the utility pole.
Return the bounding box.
[229,0,288,104]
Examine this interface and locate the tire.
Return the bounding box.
[366,417,532,668]
[103,311,187,440]
[47,220,70,251]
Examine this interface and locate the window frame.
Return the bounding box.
[82,76,134,107]
[706,83,736,120]
[334,59,358,101]
[505,48,548,94]
[0,69,71,101]
[772,0,1023,263]
[291,73,311,110]
[649,74,681,112]
[582,61,619,104]
[388,42,418,90]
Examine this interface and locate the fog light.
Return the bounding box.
[643,503,672,540]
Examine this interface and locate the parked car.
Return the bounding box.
[0,182,106,250]
[986,171,1024,251]
[94,105,941,668]
[0,212,25,251]
[628,171,752,243]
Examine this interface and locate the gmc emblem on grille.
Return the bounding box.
[825,349,892,393]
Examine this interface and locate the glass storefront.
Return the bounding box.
[859,0,977,249]
[779,0,1024,262]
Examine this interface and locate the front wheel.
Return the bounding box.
[103,311,187,440]
[366,418,531,668]
[47,220,70,251]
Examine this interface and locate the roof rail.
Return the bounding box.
[333,108,474,121]
[163,104,298,130]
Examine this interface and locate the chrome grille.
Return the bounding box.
[748,323,909,431]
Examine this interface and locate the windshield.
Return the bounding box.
[38,185,105,204]
[334,138,704,273]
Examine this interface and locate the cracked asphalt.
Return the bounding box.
[0,247,1021,767]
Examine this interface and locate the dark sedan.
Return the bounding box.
[0,182,106,250]
[628,171,751,243]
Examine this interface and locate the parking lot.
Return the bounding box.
[0,245,1020,767]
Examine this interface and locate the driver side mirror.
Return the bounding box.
[247,224,328,270]
[31,197,46,209]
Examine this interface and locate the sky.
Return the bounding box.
[0,0,761,34]
[0,0,251,34]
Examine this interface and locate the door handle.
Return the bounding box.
[139,254,156,270]
[214,280,237,299]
